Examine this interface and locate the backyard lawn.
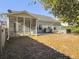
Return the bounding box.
[2,34,79,59]
[32,34,79,59]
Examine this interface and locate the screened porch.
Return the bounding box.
[8,14,37,37]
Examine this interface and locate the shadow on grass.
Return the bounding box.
[2,36,71,59]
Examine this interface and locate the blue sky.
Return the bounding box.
[0,0,54,17]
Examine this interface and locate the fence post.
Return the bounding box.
[0,25,2,55]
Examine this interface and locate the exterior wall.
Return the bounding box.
[57,26,67,34]
[61,22,68,26]
[37,21,51,32]
[37,20,58,33]
[8,14,61,36]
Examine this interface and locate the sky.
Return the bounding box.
[0,0,55,17]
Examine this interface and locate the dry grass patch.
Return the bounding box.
[32,34,79,59]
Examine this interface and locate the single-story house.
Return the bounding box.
[0,10,61,38]
[0,10,68,53]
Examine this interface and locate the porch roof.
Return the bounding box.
[2,11,37,19]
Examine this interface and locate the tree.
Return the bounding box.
[37,0,79,33]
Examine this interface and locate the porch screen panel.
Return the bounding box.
[31,19,36,34]
[9,16,16,36]
[25,18,30,33]
[18,17,24,33]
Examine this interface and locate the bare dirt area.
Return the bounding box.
[2,36,71,59]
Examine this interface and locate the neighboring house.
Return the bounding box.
[0,10,61,37]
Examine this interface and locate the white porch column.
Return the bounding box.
[35,20,37,35]
[23,17,25,35]
[7,15,10,40]
[16,16,18,35]
[30,19,31,35]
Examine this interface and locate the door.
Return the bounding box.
[9,21,16,37]
[13,23,16,33]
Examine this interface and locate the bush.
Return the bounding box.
[66,26,79,33]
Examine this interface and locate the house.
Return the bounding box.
[0,10,61,51]
[0,10,61,37]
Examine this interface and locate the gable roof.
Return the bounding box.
[7,10,55,22]
[1,10,36,19]
[28,13,61,25]
[29,13,56,22]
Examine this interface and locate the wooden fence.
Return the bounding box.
[0,25,7,53]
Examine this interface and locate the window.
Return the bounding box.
[54,27,56,30]
[39,25,42,30]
